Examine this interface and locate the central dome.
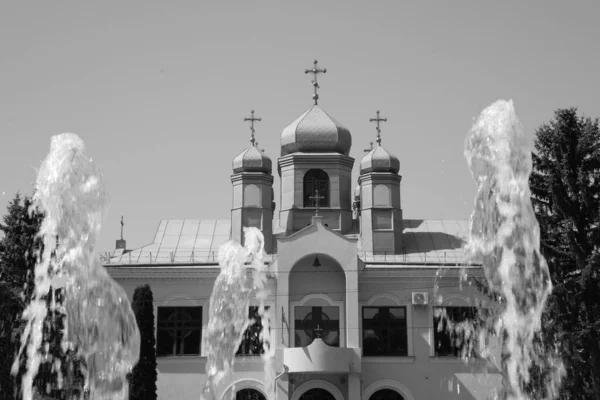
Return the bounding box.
[281,105,352,156]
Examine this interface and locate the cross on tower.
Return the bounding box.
[309,189,325,216]
[364,141,374,153]
[120,216,124,240]
[244,110,262,146]
[305,59,327,105]
[369,110,388,145]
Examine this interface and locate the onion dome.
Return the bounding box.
[360,110,399,174]
[360,145,400,174]
[280,105,352,156]
[232,145,272,174]
[233,110,272,174]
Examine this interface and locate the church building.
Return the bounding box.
[104,61,501,400]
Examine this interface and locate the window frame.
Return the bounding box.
[290,294,345,348]
[303,169,331,208]
[156,305,203,357]
[243,184,261,207]
[432,305,481,358]
[372,209,394,231]
[236,305,272,357]
[361,306,409,357]
[373,184,392,207]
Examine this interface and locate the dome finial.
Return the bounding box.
[369,110,387,145]
[244,109,262,146]
[305,59,327,105]
[363,141,374,153]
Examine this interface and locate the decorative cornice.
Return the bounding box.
[277,153,355,170]
[106,266,278,281]
[358,172,402,184]
[231,206,273,212]
[231,172,274,184]
[359,266,485,279]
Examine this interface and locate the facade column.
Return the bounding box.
[276,379,290,400]
[348,374,361,400]
[346,267,360,349]
[274,258,291,400]
[275,259,290,348]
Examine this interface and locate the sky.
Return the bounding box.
[1,1,599,254]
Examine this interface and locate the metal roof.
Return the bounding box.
[358,219,471,265]
[104,218,473,267]
[106,219,231,264]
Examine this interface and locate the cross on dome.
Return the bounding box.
[369,110,387,145]
[244,110,262,146]
[305,59,327,105]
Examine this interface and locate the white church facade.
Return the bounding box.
[104,61,501,400]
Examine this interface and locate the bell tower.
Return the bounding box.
[277,60,354,234]
[357,111,403,254]
[231,110,275,252]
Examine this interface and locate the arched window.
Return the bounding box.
[369,389,405,400]
[236,388,266,400]
[299,388,336,400]
[244,184,261,207]
[303,169,330,208]
[373,184,391,207]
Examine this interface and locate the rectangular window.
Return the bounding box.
[373,231,394,254]
[433,306,479,357]
[362,306,408,356]
[242,209,262,229]
[236,306,271,356]
[294,306,340,347]
[372,209,393,230]
[157,306,202,356]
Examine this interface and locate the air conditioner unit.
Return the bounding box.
[412,292,429,306]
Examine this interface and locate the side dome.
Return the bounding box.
[232,146,272,174]
[360,145,400,174]
[281,105,352,156]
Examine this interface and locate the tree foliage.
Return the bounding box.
[0,194,43,399]
[0,193,86,399]
[129,284,157,400]
[530,107,600,399]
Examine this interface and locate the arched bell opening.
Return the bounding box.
[289,254,346,348]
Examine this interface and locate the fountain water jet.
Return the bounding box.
[13,133,140,400]
[201,227,274,400]
[464,100,565,399]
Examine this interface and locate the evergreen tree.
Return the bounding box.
[0,193,86,399]
[530,108,600,399]
[0,194,43,400]
[129,284,157,400]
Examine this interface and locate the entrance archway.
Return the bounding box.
[368,389,405,400]
[299,388,336,400]
[291,379,344,400]
[362,380,415,400]
[221,379,267,400]
[236,388,266,400]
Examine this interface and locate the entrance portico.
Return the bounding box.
[275,215,361,400]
